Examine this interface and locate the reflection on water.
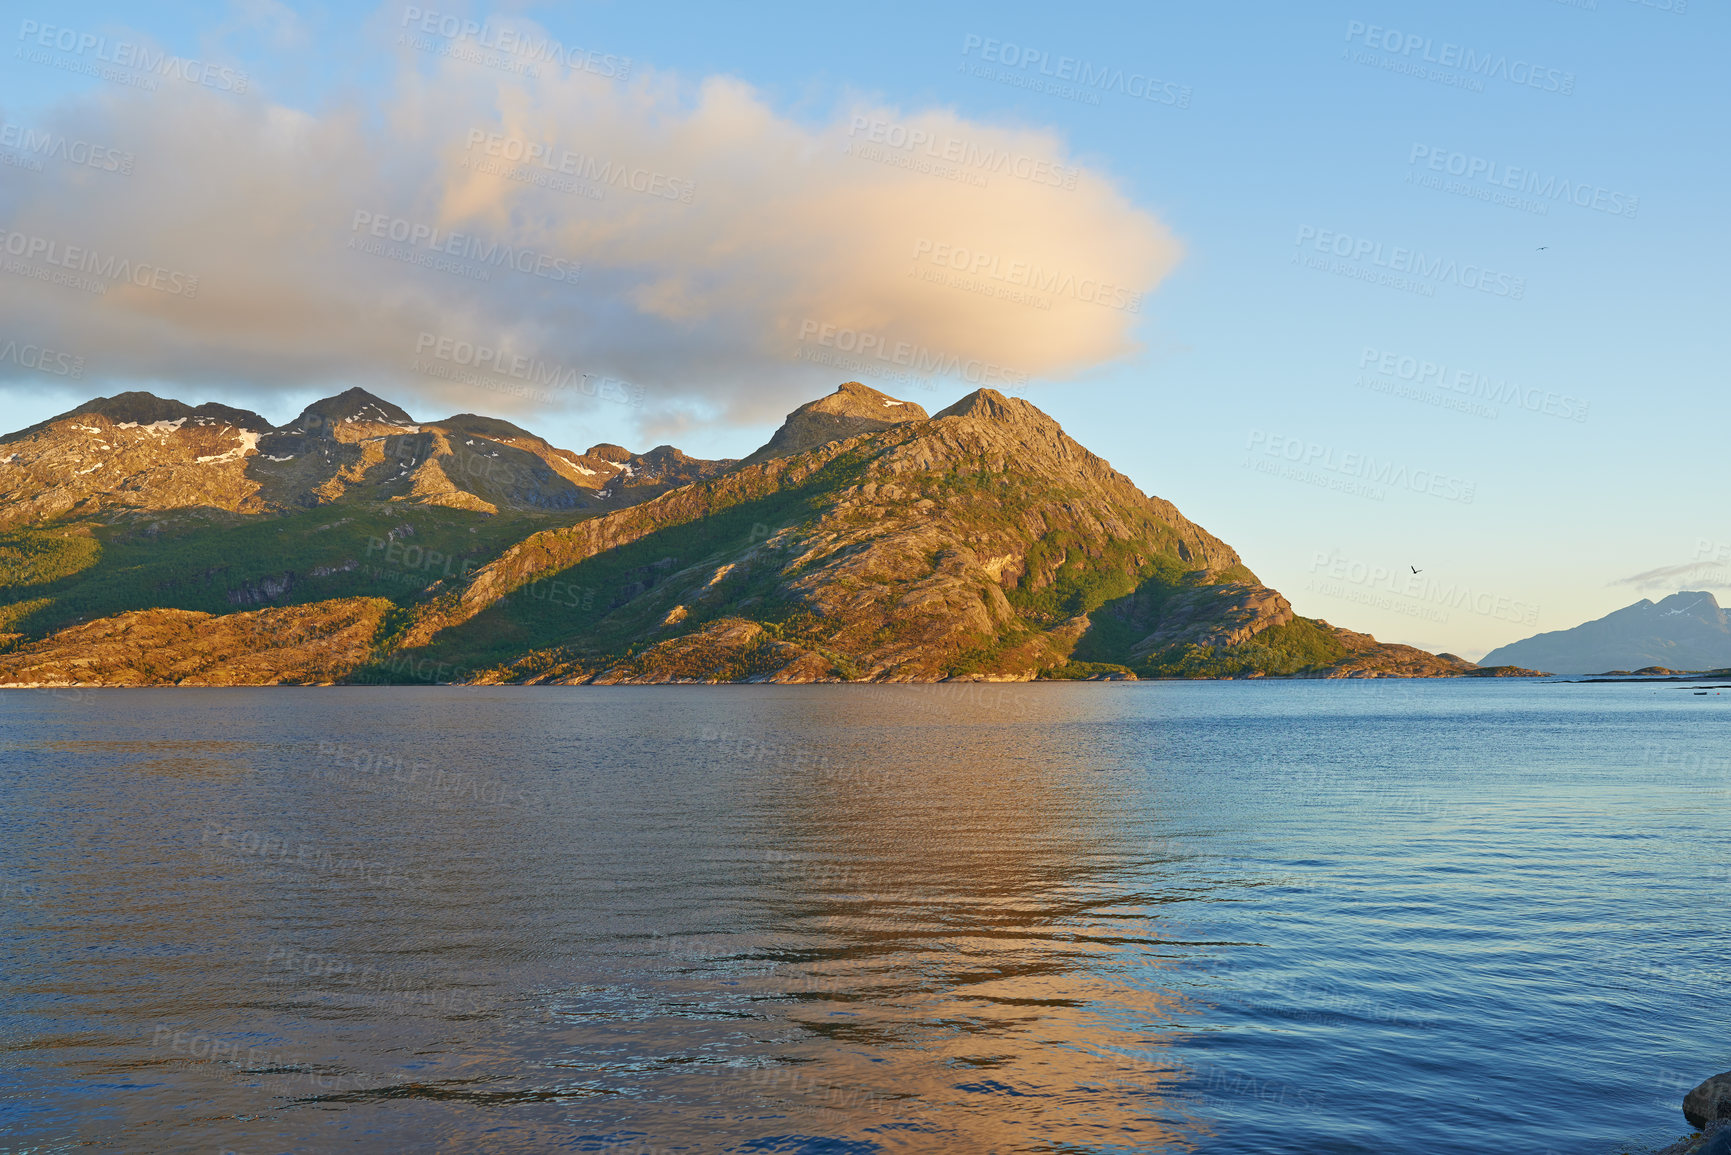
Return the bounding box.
[1,682,1727,1153]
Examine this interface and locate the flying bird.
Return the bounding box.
[1411,566,1422,574]
[1536,246,1549,251]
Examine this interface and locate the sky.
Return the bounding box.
[0,0,1725,660]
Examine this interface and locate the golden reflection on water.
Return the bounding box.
[7,687,1225,1152]
[726,686,1206,1150]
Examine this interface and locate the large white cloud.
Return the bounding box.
[0,10,1181,431]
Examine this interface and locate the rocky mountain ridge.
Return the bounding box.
[0,386,733,525]
[0,382,1524,685]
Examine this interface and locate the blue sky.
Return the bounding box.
[1,0,1724,658]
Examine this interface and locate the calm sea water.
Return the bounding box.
[2,681,1727,1154]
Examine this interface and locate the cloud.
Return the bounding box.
[1614,558,1731,593]
[0,9,1181,430]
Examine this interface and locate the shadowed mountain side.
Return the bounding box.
[1070,576,1476,679]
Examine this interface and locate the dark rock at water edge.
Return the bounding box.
[1651,1119,1731,1155]
[1645,1073,1731,1155]
[1687,1074,1731,1131]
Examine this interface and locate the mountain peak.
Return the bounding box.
[742,380,927,464]
[431,413,546,446]
[69,391,193,427]
[817,380,921,412]
[1656,590,1719,610]
[4,391,272,443]
[934,388,1030,422]
[289,388,415,435]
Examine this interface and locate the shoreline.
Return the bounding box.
[2,673,1575,690]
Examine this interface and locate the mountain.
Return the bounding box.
[0,382,1501,685]
[1481,591,1731,674]
[0,387,734,525]
[739,380,927,464]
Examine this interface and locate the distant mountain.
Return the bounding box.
[1481,591,1731,674]
[0,381,1498,685]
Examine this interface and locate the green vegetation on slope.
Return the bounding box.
[0,528,102,587]
[1135,616,1349,678]
[1009,535,1174,621]
[0,507,548,637]
[362,451,877,681]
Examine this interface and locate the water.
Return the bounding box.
[2,680,1727,1153]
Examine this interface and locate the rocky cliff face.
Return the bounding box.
[0,380,1488,684]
